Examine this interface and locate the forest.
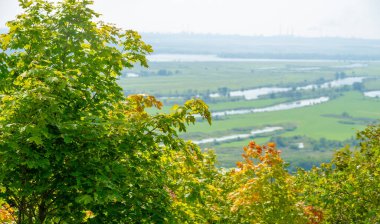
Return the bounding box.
[0,0,379,223]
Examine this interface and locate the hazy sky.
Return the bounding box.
[1,0,380,39]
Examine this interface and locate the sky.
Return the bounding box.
[1,0,380,39]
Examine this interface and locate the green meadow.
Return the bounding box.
[120,61,380,94]
[188,92,380,139]
[121,60,380,168]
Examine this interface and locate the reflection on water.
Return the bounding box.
[210,77,365,100]
[209,93,221,98]
[229,87,291,100]
[364,91,380,98]
[297,77,365,90]
[212,97,329,117]
[126,73,139,78]
[193,127,283,145]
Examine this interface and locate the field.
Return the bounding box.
[120,58,380,169]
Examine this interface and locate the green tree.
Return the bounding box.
[0,0,211,222]
[353,82,364,92]
[297,125,380,223]
[164,149,228,223]
[217,87,229,97]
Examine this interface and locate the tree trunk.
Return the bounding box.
[38,201,47,223]
[17,197,25,224]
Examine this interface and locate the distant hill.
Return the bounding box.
[141,33,380,60]
[2,29,380,60]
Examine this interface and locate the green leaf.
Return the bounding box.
[27,136,43,145]
[76,194,93,205]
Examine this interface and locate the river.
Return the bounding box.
[192,127,283,145]
[212,97,329,117]
[364,91,380,98]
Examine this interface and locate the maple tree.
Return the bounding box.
[227,141,312,223]
[0,0,211,222]
[1,0,380,223]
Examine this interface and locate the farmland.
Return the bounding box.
[120,57,380,169]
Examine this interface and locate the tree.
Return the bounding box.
[164,149,228,223]
[297,125,380,223]
[335,72,346,79]
[227,142,313,224]
[0,0,211,222]
[157,69,172,76]
[217,87,229,97]
[352,82,364,92]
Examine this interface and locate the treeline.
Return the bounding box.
[141,32,380,58]
[218,52,380,60]
[270,135,359,152]
[3,123,378,223]
[121,69,181,77]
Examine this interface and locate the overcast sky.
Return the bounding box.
[1,0,380,39]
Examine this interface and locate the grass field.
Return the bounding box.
[121,59,380,168]
[187,91,380,167]
[120,61,378,94]
[364,79,380,90]
[188,92,380,138]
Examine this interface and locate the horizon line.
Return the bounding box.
[2,26,380,41]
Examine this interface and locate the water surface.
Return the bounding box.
[212,97,330,117]
[193,127,283,145]
[229,87,291,100]
[210,77,365,100]
[364,91,380,98]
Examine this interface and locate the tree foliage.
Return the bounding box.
[1,0,380,223]
[0,0,212,223]
[164,149,227,223]
[227,142,311,224]
[297,125,380,223]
